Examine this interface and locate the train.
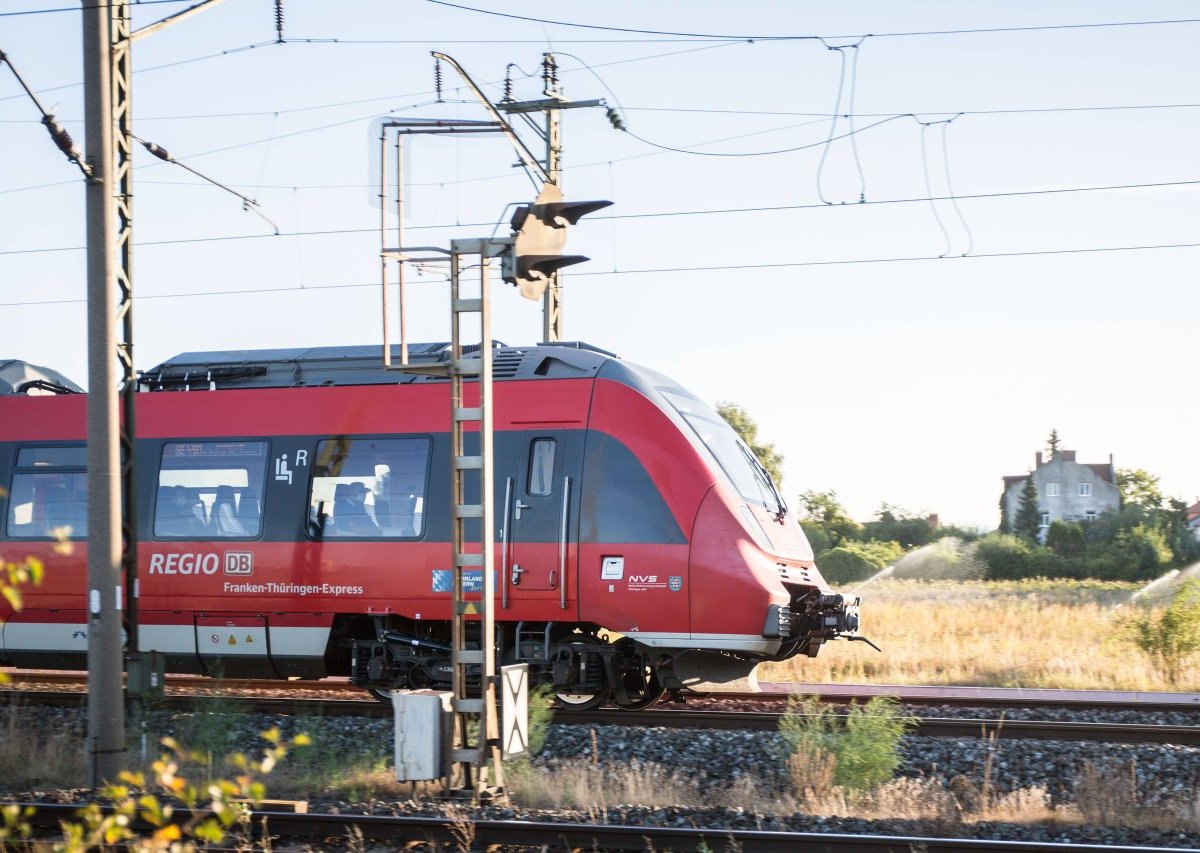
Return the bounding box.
[0,342,862,709]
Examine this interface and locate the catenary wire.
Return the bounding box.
[3,176,1199,256]
[426,2,1200,42]
[0,0,191,18]
[4,239,1200,307]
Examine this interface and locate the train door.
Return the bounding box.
[503,430,567,592]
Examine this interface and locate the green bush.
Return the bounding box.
[1045,520,1084,557]
[1117,524,1173,575]
[974,533,1036,579]
[1121,580,1200,684]
[779,695,915,792]
[816,540,901,585]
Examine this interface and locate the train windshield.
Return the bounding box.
[659,387,782,512]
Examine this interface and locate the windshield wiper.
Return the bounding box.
[737,442,789,523]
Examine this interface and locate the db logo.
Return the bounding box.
[224,552,253,575]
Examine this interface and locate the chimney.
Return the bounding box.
[1062,450,1076,462]
[1035,451,1044,468]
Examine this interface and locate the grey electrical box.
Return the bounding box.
[393,690,453,781]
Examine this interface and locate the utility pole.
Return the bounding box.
[437,51,601,343]
[82,0,125,785]
[81,0,226,784]
[497,54,602,342]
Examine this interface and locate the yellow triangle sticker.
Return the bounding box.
[458,601,479,615]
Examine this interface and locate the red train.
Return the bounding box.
[0,343,861,708]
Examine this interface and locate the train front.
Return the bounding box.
[612,364,866,692]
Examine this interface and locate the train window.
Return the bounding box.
[528,438,556,496]
[308,437,430,539]
[659,387,777,507]
[6,444,88,539]
[17,446,87,468]
[154,441,268,538]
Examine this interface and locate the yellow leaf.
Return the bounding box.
[153,823,181,842]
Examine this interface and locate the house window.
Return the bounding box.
[1045,483,1060,497]
[1078,482,1092,497]
[1086,510,1097,522]
[1040,512,1050,527]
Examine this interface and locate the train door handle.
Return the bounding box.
[511,563,525,586]
[514,500,531,520]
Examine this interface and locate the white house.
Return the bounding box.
[1002,449,1121,536]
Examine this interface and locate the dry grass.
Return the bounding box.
[508,750,1200,836]
[0,707,84,787]
[760,578,1200,691]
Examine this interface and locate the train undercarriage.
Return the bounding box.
[345,590,866,710]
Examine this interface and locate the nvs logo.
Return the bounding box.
[629,575,658,584]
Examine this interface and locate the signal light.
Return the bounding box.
[502,182,612,301]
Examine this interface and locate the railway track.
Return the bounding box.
[9,801,1195,852]
[3,684,1199,746]
[8,669,1200,709]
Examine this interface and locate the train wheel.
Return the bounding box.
[553,634,611,711]
[613,641,665,710]
[368,687,395,703]
[553,689,612,711]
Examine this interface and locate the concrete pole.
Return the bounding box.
[82,0,126,785]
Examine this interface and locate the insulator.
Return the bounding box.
[139,139,172,162]
[503,65,514,102]
[605,107,626,132]
[41,114,84,163]
[274,0,285,43]
[434,58,443,103]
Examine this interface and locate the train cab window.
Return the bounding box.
[528,438,556,496]
[5,445,87,539]
[154,441,268,538]
[308,437,430,539]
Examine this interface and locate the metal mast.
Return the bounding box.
[496,53,602,342]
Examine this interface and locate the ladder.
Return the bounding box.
[446,240,503,798]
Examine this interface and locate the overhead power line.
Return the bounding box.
[4,238,1200,307]
[427,1,1200,41]
[4,176,1200,257]
[0,0,190,18]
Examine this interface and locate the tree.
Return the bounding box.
[1117,468,1165,511]
[797,489,862,547]
[1046,428,1062,460]
[998,492,1010,533]
[861,504,935,550]
[1013,473,1042,543]
[716,401,784,484]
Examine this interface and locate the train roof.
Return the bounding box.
[0,360,84,396]
[137,341,619,391]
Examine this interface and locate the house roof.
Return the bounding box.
[1086,463,1116,484]
[1003,459,1116,487]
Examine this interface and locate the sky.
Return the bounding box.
[1,0,1198,530]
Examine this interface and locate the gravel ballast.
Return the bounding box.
[3,705,1200,849]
